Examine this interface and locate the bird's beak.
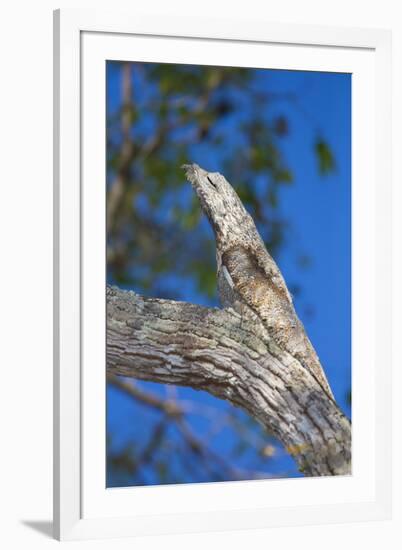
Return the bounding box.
[182,163,214,194]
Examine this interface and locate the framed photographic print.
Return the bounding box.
[53,8,392,541]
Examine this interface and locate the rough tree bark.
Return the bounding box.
[107,165,351,477]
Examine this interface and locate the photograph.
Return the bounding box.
[105,60,352,488]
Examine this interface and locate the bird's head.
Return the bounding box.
[182,163,253,246]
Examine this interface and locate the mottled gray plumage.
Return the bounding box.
[183,163,334,399]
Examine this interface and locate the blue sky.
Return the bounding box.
[106,62,351,485]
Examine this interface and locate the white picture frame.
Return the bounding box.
[53,8,392,541]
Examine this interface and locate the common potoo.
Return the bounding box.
[183,163,334,399]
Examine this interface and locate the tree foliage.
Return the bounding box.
[107,62,334,299]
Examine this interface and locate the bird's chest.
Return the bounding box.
[217,265,238,309]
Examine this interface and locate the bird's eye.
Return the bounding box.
[207,175,217,189]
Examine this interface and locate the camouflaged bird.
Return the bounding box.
[183,163,334,399]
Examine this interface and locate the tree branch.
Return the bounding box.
[107,285,351,477]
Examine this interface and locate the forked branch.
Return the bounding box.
[107,286,351,476]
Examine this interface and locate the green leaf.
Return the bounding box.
[315,138,336,175]
[274,168,293,184]
[267,188,278,208]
